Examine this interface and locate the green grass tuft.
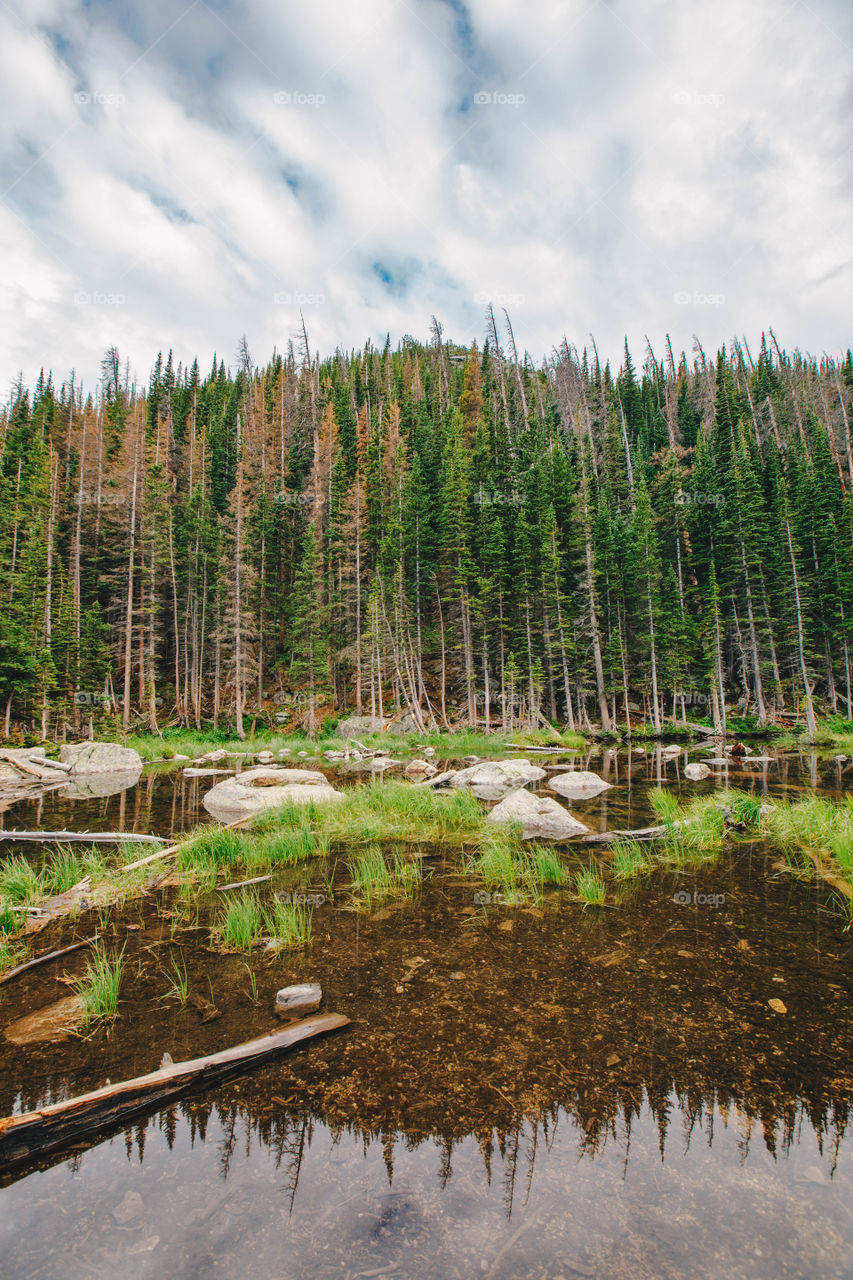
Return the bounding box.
[0,855,42,904]
[72,943,124,1027]
[575,863,606,906]
[42,847,85,894]
[348,846,422,909]
[611,839,653,880]
[263,898,313,949]
[214,891,264,950]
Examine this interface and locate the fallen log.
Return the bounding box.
[216,873,272,892]
[0,1012,349,1174]
[0,936,97,984]
[29,755,72,772]
[0,830,163,845]
[580,824,671,845]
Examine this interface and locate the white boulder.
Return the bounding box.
[449,759,546,799]
[486,788,589,840]
[548,771,612,800]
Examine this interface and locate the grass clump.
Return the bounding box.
[42,847,85,894]
[259,781,485,849]
[529,845,568,886]
[263,898,313,949]
[0,855,42,904]
[611,839,653,880]
[250,826,328,871]
[214,891,264,951]
[162,951,190,1004]
[0,932,26,973]
[72,943,124,1027]
[348,846,422,909]
[575,863,606,906]
[178,825,251,875]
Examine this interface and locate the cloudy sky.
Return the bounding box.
[2,0,852,388]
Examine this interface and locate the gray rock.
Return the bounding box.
[59,741,143,775]
[449,759,546,799]
[203,768,344,820]
[275,982,322,1018]
[405,759,437,777]
[338,715,383,740]
[423,746,436,757]
[486,788,589,840]
[548,770,612,800]
[413,769,458,788]
[684,762,712,781]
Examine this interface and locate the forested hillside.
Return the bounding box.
[2,313,852,740]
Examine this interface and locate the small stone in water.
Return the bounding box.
[768,998,788,1014]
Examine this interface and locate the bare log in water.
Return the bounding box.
[580,824,671,845]
[0,936,97,984]
[0,830,163,845]
[0,1013,349,1173]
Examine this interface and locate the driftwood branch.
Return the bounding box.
[0,1013,349,1174]
[216,873,272,892]
[580,824,670,845]
[0,936,97,984]
[0,830,163,845]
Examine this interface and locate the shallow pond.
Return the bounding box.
[1,744,852,1278]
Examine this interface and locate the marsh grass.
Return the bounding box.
[611,839,653,880]
[42,847,85,894]
[348,846,422,909]
[125,726,587,763]
[469,832,566,902]
[178,826,251,874]
[765,797,853,879]
[263,898,313,949]
[0,854,42,904]
[575,863,606,906]
[162,951,190,1004]
[250,827,328,872]
[0,932,26,972]
[214,891,264,951]
[530,845,568,885]
[72,943,124,1027]
[258,781,486,849]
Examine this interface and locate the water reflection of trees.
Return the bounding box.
[20,1067,844,1214]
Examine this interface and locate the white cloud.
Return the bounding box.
[1,0,851,390]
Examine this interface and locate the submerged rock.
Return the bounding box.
[203,767,344,820]
[5,995,84,1045]
[486,788,589,840]
[684,762,712,781]
[449,759,546,799]
[548,771,612,800]
[59,742,143,775]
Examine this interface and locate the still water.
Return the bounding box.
[0,745,852,1278]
